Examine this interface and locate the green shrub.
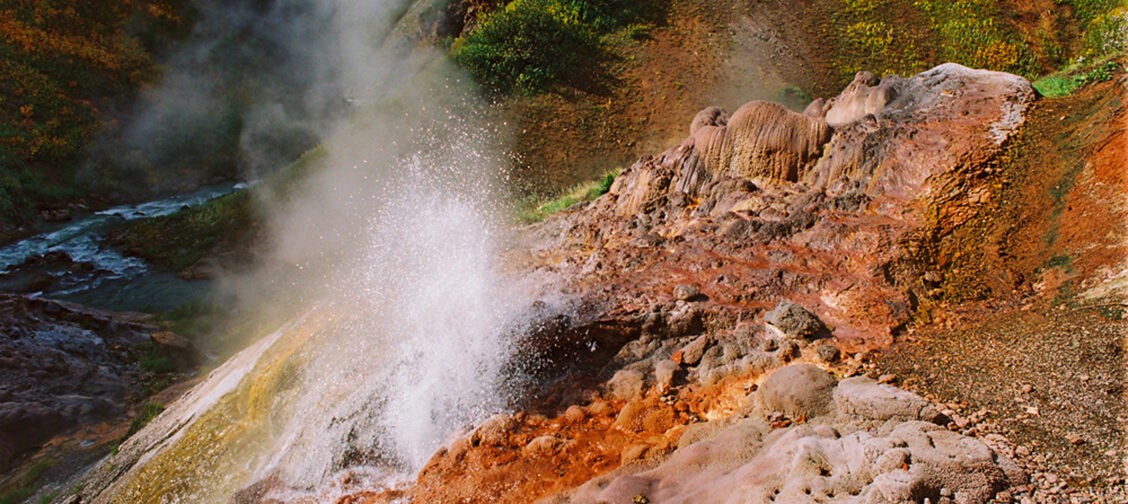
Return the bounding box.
[451,0,663,96]
[453,0,599,95]
[1033,60,1121,97]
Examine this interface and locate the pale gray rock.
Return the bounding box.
[765,301,828,340]
[607,369,646,401]
[560,364,1025,504]
[834,376,947,425]
[757,363,837,419]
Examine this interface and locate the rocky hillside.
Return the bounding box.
[388,63,1127,503]
[395,63,1125,503]
[1,1,1125,502]
[49,60,1127,503]
[442,0,1127,197]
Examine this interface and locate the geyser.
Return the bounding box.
[70,0,552,501]
[246,117,534,493]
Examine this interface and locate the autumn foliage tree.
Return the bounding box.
[0,0,188,224]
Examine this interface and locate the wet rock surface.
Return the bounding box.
[0,294,160,473]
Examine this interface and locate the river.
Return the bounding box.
[0,183,247,312]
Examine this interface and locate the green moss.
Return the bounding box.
[115,191,254,272]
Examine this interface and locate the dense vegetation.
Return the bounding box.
[830,0,1126,83]
[0,0,188,224]
[451,0,665,95]
[452,0,1125,98]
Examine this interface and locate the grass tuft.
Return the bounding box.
[136,341,177,374]
[1033,60,1122,97]
[517,170,618,223]
[128,402,166,436]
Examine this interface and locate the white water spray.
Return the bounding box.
[246,140,533,493]
[76,1,552,501]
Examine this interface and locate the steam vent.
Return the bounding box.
[0,1,1125,503]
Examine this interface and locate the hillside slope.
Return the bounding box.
[448,0,1127,197]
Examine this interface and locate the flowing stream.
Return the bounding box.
[0,183,246,311]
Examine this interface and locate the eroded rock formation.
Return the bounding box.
[399,63,1040,503]
[563,365,1024,504]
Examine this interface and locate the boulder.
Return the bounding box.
[607,370,646,401]
[833,376,947,425]
[672,283,701,301]
[756,364,837,419]
[764,302,828,340]
[675,334,709,366]
[654,359,679,393]
[149,331,201,369]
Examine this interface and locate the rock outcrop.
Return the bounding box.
[564,365,1024,504]
[62,63,1050,504]
[395,63,1040,504]
[0,295,161,472]
[532,63,1035,349]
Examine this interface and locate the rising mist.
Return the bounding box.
[94,0,553,498]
